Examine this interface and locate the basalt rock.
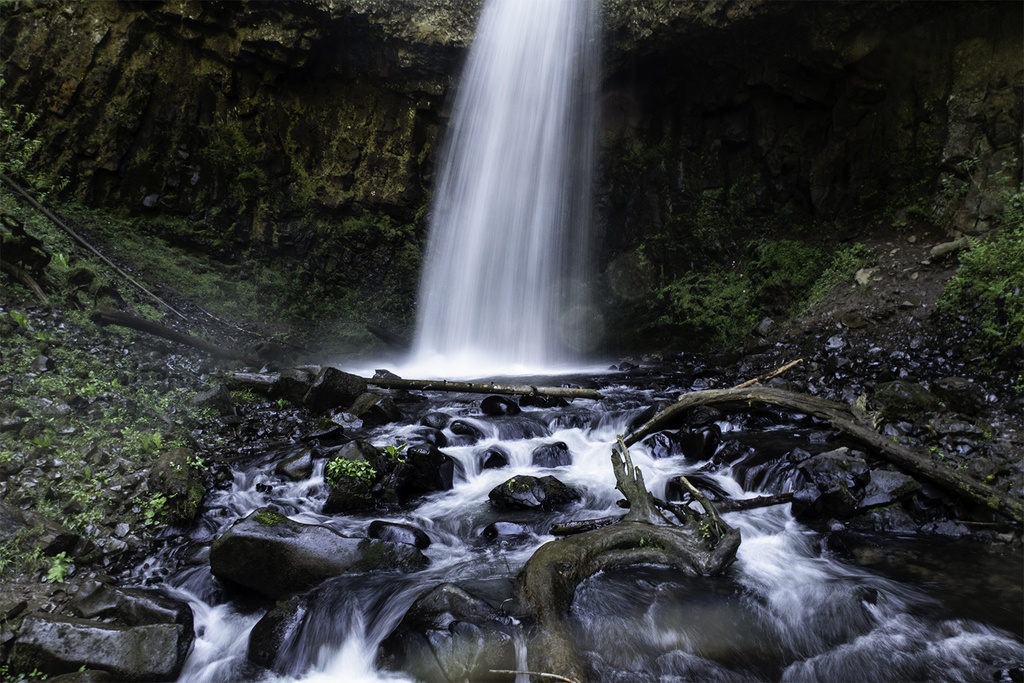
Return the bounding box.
[488,475,581,511]
[146,447,205,526]
[530,441,572,468]
[11,584,194,682]
[210,507,428,599]
[378,583,517,683]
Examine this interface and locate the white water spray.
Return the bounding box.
[410,0,601,377]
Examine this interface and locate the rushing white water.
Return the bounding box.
[410,0,601,377]
[164,375,1023,682]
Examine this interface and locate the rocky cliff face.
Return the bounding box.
[1,0,1020,347]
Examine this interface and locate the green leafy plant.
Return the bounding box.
[7,310,28,330]
[44,551,72,583]
[806,242,874,307]
[381,443,407,461]
[143,494,167,525]
[939,190,1024,364]
[325,458,377,487]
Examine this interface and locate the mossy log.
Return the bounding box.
[366,376,603,400]
[516,439,739,682]
[91,307,258,365]
[625,385,1024,525]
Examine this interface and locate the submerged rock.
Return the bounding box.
[488,475,581,510]
[530,441,571,468]
[12,584,193,681]
[378,583,517,683]
[210,508,428,599]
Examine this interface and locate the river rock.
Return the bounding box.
[873,380,941,420]
[400,445,455,496]
[349,392,403,426]
[420,412,451,429]
[368,520,431,549]
[71,582,193,644]
[520,394,568,408]
[530,441,571,468]
[859,469,921,509]
[378,583,516,683]
[210,508,428,599]
[407,426,447,448]
[146,446,205,525]
[792,447,870,520]
[302,367,367,413]
[481,395,520,416]
[930,376,988,415]
[11,613,191,682]
[247,594,310,674]
[478,445,510,470]
[275,447,316,481]
[323,477,375,514]
[488,475,581,510]
[449,419,484,443]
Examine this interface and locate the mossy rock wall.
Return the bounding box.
[597,1,1022,352]
[2,1,1021,351]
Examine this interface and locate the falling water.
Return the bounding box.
[410,0,601,376]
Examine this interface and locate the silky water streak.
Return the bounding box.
[411,0,601,375]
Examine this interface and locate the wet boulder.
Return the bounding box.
[407,426,447,448]
[530,441,571,468]
[349,392,403,426]
[13,584,194,682]
[11,615,191,682]
[520,394,568,408]
[323,477,375,514]
[488,475,581,510]
[146,447,205,526]
[210,508,428,599]
[792,447,870,520]
[247,594,311,674]
[378,583,516,683]
[400,445,455,496]
[302,367,367,413]
[859,469,920,509]
[368,520,431,550]
[478,445,510,470]
[481,395,521,416]
[930,376,987,416]
[420,412,451,429]
[275,447,316,481]
[450,419,485,444]
[482,521,535,542]
[873,380,941,420]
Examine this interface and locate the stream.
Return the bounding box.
[144,369,1022,682]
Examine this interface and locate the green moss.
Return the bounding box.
[254,509,288,527]
[939,186,1024,365]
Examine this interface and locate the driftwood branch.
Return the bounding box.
[0,258,49,305]
[624,385,1023,525]
[91,307,258,365]
[1,173,188,320]
[517,439,740,682]
[366,376,603,400]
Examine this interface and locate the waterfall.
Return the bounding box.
[410,0,601,377]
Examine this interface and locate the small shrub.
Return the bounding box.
[325,458,377,487]
[806,243,873,307]
[939,190,1024,364]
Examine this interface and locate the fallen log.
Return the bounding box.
[0,258,49,306]
[91,307,258,365]
[624,385,1023,525]
[517,438,739,682]
[365,376,603,400]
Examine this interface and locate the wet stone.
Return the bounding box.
[530,441,571,468]
[488,475,581,510]
[368,520,431,550]
[478,445,510,470]
[481,395,520,416]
